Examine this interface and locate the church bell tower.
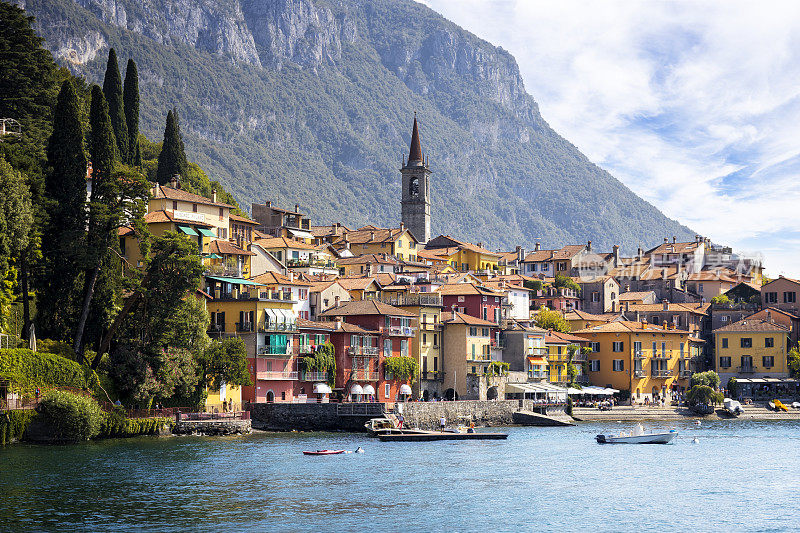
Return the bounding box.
[401,114,431,244]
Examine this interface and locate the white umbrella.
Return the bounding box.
[313,383,331,394]
[362,384,376,395]
[399,384,412,395]
[350,384,364,395]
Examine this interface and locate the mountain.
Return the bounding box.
[15,0,694,253]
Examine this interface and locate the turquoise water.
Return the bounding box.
[1,420,799,532]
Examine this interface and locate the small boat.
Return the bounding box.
[378,429,508,441]
[596,424,678,444]
[723,398,744,417]
[303,449,345,455]
[792,402,800,409]
[774,399,789,412]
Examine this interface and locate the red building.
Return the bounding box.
[437,283,506,324]
[530,285,582,312]
[319,300,416,402]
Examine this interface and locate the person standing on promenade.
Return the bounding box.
[398,413,404,429]
[439,415,446,432]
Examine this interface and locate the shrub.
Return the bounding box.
[0,348,96,394]
[100,410,173,438]
[38,390,104,442]
[0,409,38,445]
[384,356,418,382]
[727,377,739,398]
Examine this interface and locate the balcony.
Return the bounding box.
[257,291,297,303]
[634,369,646,378]
[347,346,379,357]
[737,365,756,374]
[420,322,441,331]
[286,258,338,269]
[420,371,445,382]
[471,355,493,364]
[261,320,298,332]
[527,347,548,356]
[256,371,298,381]
[349,370,379,381]
[385,326,417,337]
[491,338,506,349]
[236,321,254,333]
[680,369,692,378]
[208,324,225,334]
[634,351,644,360]
[300,371,328,382]
[257,344,296,357]
[651,369,672,378]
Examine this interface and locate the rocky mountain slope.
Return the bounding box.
[15,0,694,252]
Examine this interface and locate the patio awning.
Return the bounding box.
[350,384,364,395]
[527,357,548,366]
[399,384,412,395]
[197,227,217,238]
[313,383,332,394]
[362,385,376,395]
[288,229,314,240]
[177,225,198,236]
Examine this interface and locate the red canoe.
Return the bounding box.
[303,449,345,455]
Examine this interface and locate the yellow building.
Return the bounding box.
[441,311,497,400]
[423,235,501,272]
[573,321,697,402]
[205,384,243,413]
[337,277,382,301]
[714,317,790,383]
[333,225,419,262]
[543,331,590,384]
[563,310,617,331]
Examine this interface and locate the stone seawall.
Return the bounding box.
[174,419,251,436]
[399,400,570,430]
[248,403,383,431]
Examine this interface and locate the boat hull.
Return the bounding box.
[596,432,677,444]
[379,431,508,442]
[303,450,345,455]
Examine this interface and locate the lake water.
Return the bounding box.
[2,420,799,532]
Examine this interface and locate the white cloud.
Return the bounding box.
[423,0,800,276]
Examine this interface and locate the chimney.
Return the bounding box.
[477,242,483,248]
[170,174,179,189]
[265,200,271,207]
[289,271,294,282]
[587,240,592,252]
[335,316,343,330]
[663,299,669,311]
[766,310,772,323]
[637,247,643,259]
[212,188,217,203]
[612,245,620,267]
[295,203,300,213]
[400,222,405,231]
[641,320,647,330]
[673,236,677,243]
[663,237,668,244]
[624,301,630,314]
[517,246,524,262]
[335,295,340,307]
[370,231,375,241]
[534,242,541,252]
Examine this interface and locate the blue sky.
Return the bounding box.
[423,0,800,277]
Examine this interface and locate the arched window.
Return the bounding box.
[409,177,420,197]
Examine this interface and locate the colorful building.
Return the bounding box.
[714,317,790,384]
[440,311,499,400]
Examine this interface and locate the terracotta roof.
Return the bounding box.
[296,318,336,331]
[498,250,521,262]
[552,245,587,260]
[251,271,312,286]
[425,236,501,257]
[686,271,738,283]
[118,226,135,237]
[545,330,589,343]
[482,280,533,292]
[229,213,258,225]
[338,254,399,265]
[564,310,615,322]
[208,240,255,256]
[441,311,497,326]
[143,209,213,227]
[310,224,351,238]
[154,185,235,208]
[625,303,710,314]
[337,277,381,291]
[713,317,789,333]
[618,291,657,301]
[309,280,340,293]
[417,249,451,261]
[572,321,691,335]
[318,299,416,318]
[647,240,702,255]
[436,283,505,297]
[638,267,681,281]
[762,275,800,289]
[253,237,316,250]
[523,249,556,262]
[408,115,423,163]
[374,273,397,286]
[334,227,414,246]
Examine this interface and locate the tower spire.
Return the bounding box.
[408,112,423,164]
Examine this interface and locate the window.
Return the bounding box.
[722,338,728,349]
[384,339,391,358]
[612,341,624,352]
[482,328,490,337]
[482,296,487,302]
[633,341,641,354]
[219,207,223,219]
[192,203,198,212]
[458,307,465,314]
[719,356,731,368]
[172,200,178,210]
[612,360,624,371]
[457,296,465,303]
[433,333,438,346]
[590,342,600,352]
[385,384,390,398]
[698,283,704,293]
[591,292,599,302]
[740,338,752,348]
[423,333,427,344]
[784,292,796,303]
[401,340,408,357]
[556,346,563,355]
[495,297,499,303]
[721,315,729,322]
[651,316,660,325]
[765,292,778,303]
[469,327,477,336]
[661,342,666,357]
[397,240,403,248]
[765,337,774,348]
[679,343,684,358]
[762,355,775,368]
[589,360,600,372]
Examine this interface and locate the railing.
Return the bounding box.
[651,369,672,378]
[257,291,296,302]
[347,346,379,356]
[179,411,250,421]
[378,293,443,307]
[261,321,298,332]
[527,347,549,356]
[680,369,693,378]
[349,370,380,381]
[634,369,646,378]
[420,371,445,381]
[575,375,590,385]
[491,338,506,348]
[337,403,386,416]
[300,371,329,382]
[286,258,337,269]
[385,326,417,336]
[256,371,298,380]
[257,344,295,356]
[634,351,644,360]
[737,365,756,374]
[420,322,441,330]
[236,321,254,332]
[208,324,225,334]
[471,355,493,363]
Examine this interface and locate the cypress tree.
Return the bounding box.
[74,86,118,356]
[156,109,188,185]
[38,80,88,339]
[123,58,140,165]
[102,48,128,162]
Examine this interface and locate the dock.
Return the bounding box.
[378,430,508,441]
[512,409,575,427]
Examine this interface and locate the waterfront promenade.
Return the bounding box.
[573,403,800,422]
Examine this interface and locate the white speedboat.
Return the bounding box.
[596,424,678,444]
[723,398,744,417]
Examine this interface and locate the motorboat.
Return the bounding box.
[723,398,744,417]
[364,417,399,436]
[596,424,678,444]
[303,449,345,455]
[773,399,789,412]
[792,402,800,409]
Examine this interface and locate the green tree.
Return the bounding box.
[727,377,739,398]
[788,343,800,379]
[711,294,730,306]
[523,279,543,292]
[0,158,33,334]
[123,59,141,166]
[200,337,252,391]
[534,306,571,333]
[37,80,88,340]
[553,274,581,293]
[686,384,723,407]
[156,109,188,185]
[102,48,128,161]
[690,370,721,390]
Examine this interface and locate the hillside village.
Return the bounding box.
[111,114,798,410]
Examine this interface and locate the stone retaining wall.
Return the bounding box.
[399,400,568,430]
[173,419,251,436]
[248,403,381,431]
